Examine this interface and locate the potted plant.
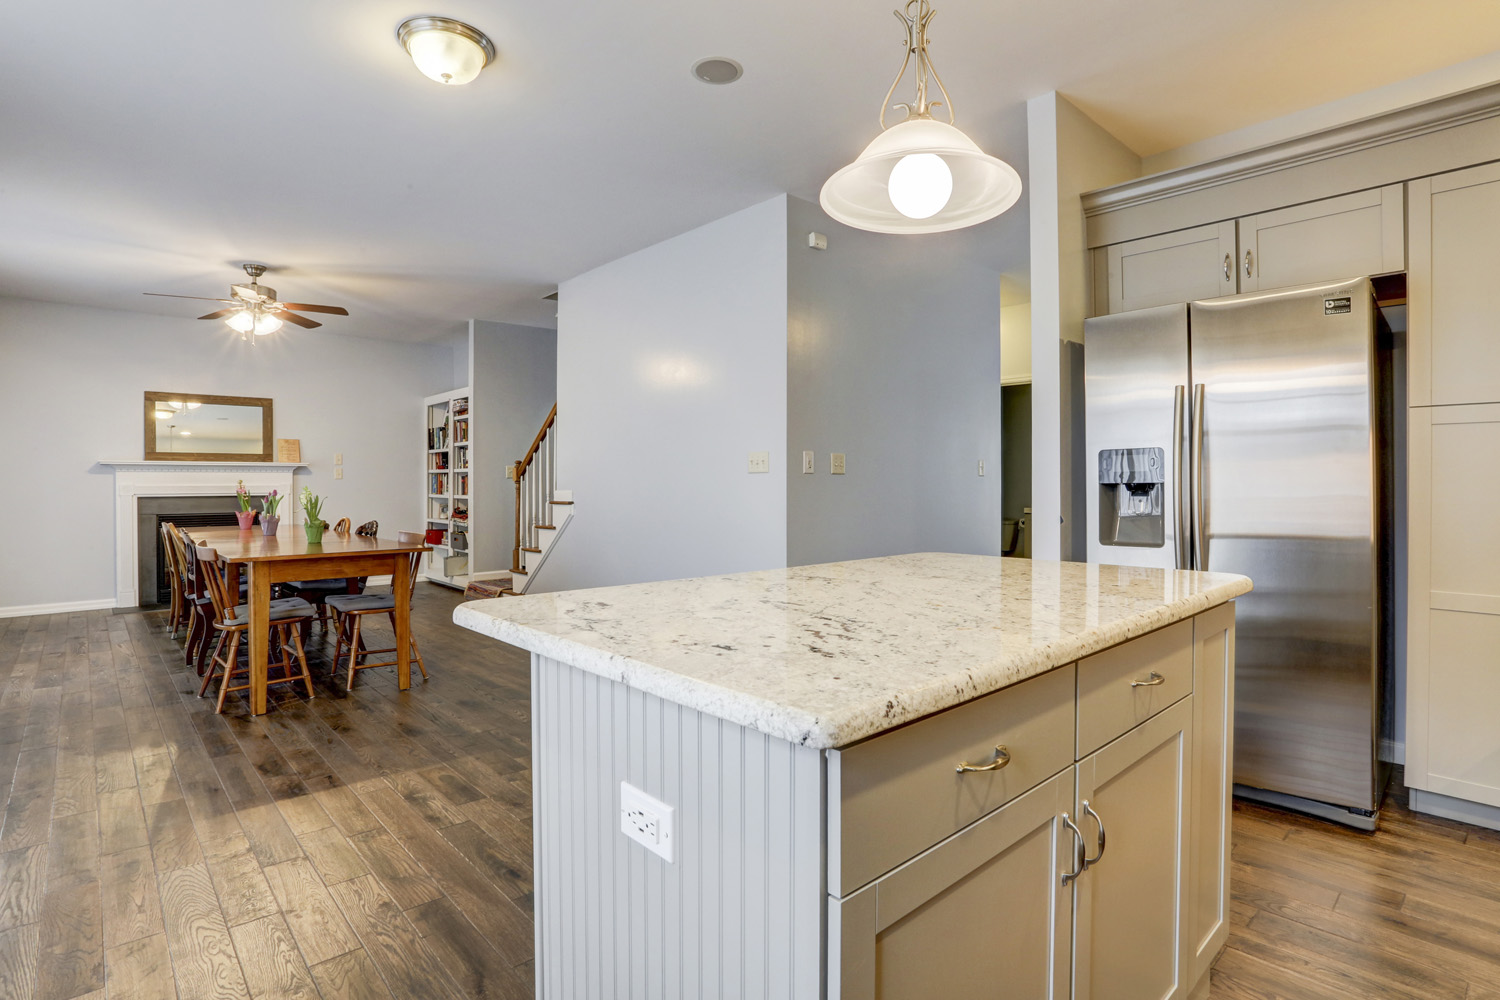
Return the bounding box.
[301,487,326,543]
[234,480,256,530]
[259,489,283,535]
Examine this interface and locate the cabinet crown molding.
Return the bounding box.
[1083,80,1500,218]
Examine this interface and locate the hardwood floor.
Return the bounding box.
[0,586,1497,998]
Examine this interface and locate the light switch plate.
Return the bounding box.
[831,453,846,475]
[748,451,770,474]
[334,468,344,480]
[334,452,343,466]
[978,459,985,477]
[802,450,815,474]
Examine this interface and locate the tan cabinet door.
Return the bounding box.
[1410,165,1500,406]
[1236,184,1404,293]
[1188,604,1235,987]
[1407,403,1500,806]
[1105,222,1237,314]
[830,768,1075,1000]
[1073,699,1192,1000]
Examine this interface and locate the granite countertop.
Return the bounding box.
[454,553,1252,750]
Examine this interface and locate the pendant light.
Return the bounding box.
[820,1,1021,235]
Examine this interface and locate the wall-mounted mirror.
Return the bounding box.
[143,391,274,462]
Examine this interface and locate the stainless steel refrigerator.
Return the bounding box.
[1084,276,1387,828]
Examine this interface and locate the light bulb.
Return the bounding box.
[180,430,192,437]
[253,314,283,336]
[406,28,486,85]
[887,153,954,219]
[226,311,254,334]
[154,410,172,420]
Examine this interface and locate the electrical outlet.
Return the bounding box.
[620,781,674,862]
[802,450,815,474]
[978,459,985,477]
[748,451,770,474]
[334,468,344,480]
[831,452,846,475]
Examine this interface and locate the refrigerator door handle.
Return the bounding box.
[1172,384,1187,570]
[1191,383,1207,571]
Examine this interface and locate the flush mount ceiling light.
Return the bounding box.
[820,0,1021,235]
[397,16,495,85]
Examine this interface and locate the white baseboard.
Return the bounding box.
[1379,738,1405,766]
[0,598,117,620]
[1410,788,1500,833]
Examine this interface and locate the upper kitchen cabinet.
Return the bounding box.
[1103,222,1237,314]
[1409,163,1500,407]
[1095,186,1405,315]
[1237,185,1405,293]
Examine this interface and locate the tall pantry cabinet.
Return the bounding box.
[1405,163,1500,822]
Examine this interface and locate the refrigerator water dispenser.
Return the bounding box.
[1098,447,1165,547]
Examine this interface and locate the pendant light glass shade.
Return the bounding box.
[226,310,255,334]
[821,118,1021,234]
[820,1,1021,235]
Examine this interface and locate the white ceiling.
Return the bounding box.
[3,1,1498,342]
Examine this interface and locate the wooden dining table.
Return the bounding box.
[187,526,430,715]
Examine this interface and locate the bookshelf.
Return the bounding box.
[423,388,472,588]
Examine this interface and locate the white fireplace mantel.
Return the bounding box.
[99,460,307,608]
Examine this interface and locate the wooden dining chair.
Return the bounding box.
[325,530,428,691]
[196,545,317,713]
[177,533,220,675]
[159,521,187,639]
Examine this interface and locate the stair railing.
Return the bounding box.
[513,404,558,576]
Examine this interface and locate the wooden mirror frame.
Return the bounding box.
[143,391,274,462]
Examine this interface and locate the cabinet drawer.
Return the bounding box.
[1077,619,1193,757]
[828,664,1076,896]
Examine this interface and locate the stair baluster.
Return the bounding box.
[512,404,559,588]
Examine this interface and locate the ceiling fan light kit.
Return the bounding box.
[397,16,495,85]
[144,263,349,343]
[820,0,1022,235]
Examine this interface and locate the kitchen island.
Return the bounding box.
[455,553,1251,1000]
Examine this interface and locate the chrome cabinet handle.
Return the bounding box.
[1243,249,1253,277]
[1222,253,1231,281]
[1081,800,1107,870]
[1131,671,1165,688]
[956,745,1011,774]
[1060,812,1086,886]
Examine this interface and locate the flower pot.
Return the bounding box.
[235,510,255,530]
[304,520,325,544]
[260,515,280,535]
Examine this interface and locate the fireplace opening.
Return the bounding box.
[136,497,241,607]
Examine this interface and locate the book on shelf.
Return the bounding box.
[429,473,448,495]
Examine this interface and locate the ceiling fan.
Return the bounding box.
[145,263,349,338]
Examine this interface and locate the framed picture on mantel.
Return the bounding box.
[143,391,274,462]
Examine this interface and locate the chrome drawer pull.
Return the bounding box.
[1130,671,1165,688]
[956,745,1011,773]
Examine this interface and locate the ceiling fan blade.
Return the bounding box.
[275,310,321,329]
[197,309,238,320]
[279,302,349,316]
[144,292,238,303]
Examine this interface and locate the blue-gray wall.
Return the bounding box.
[785,196,1003,565]
[470,320,557,578]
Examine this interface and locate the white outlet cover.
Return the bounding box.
[334,468,344,480]
[334,452,343,465]
[831,452,846,475]
[748,450,770,474]
[620,781,674,862]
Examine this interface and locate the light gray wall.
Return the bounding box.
[0,296,454,612]
[469,319,557,578]
[785,196,1003,566]
[541,196,790,592]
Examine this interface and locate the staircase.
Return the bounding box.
[506,404,573,595]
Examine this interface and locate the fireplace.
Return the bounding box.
[137,496,242,606]
[99,461,302,609]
